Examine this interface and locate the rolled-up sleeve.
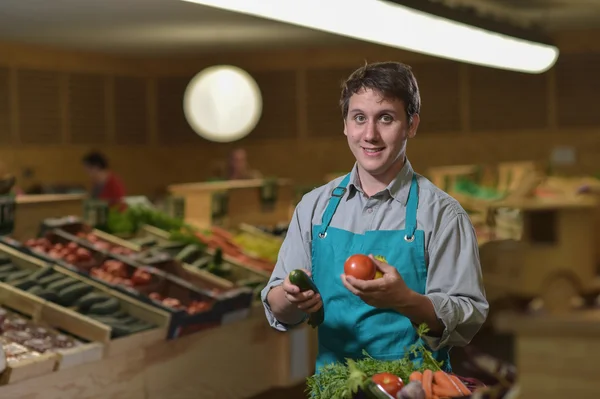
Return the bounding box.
[260,200,312,331]
[422,212,489,350]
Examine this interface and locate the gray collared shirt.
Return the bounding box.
[261,160,489,350]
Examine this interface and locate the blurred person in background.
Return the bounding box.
[226,148,262,180]
[0,161,22,196]
[82,151,126,208]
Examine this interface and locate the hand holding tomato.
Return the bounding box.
[282,269,323,314]
[341,255,414,309]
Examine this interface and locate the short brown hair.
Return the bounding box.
[340,61,421,124]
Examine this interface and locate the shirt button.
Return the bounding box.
[367,208,373,214]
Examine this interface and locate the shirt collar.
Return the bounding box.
[347,159,414,205]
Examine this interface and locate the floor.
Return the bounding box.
[250,326,514,399]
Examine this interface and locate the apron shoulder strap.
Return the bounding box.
[318,174,350,238]
[405,174,419,239]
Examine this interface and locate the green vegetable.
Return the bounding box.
[87,297,121,315]
[58,283,94,306]
[5,269,32,282]
[306,324,444,399]
[288,269,323,328]
[11,279,37,290]
[0,256,11,266]
[27,266,55,281]
[0,264,17,273]
[38,273,65,287]
[76,292,114,311]
[47,277,78,292]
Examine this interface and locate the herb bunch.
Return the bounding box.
[306,324,443,399]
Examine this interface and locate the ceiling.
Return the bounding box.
[0,0,598,56]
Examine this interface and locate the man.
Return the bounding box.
[226,148,262,180]
[82,151,126,208]
[261,62,488,372]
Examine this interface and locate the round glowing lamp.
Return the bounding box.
[183,65,262,143]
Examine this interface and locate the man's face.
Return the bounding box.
[344,88,419,178]
[231,149,248,172]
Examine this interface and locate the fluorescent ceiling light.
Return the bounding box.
[181,0,559,73]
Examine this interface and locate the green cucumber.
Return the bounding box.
[288,269,324,328]
[26,285,46,296]
[36,289,61,303]
[0,270,16,281]
[111,309,129,319]
[47,277,78,292]
[38,273,65,287]
[5,269,33,282]
[11,279,37,290]
[88,297,121,315]
[0,264,18,273]
[75,292,113,312]
[58,283,94,306]
[27,266,55,282]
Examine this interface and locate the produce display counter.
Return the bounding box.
[13,194,85,241]
[495,310,600,399]
[0,304,312,399]
[0,214,311,398]
[167,178,293,229]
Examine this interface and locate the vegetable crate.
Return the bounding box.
[16,229,168,300]
[0,283,106,385]
[0,243,171,354]
[0,234,255,340]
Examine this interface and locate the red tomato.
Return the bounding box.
[344,254,376,280]
[372,373,404,397]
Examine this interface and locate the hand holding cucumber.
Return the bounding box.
[286,269,324,327]
[284,269,322,313]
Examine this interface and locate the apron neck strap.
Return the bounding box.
[318,174,350,238]
[405,174,419,239]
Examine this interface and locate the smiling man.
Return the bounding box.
[261,61,488,372]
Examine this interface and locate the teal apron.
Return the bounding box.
[311,173,451,372]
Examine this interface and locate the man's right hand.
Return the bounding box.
[282,269,323,314]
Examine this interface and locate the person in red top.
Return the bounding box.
[82,151,126,209]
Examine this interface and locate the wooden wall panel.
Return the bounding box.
[68,73,107,144]
[556,53,600,128]
[17,69,62,144]
[306,68,354,138]
[0,67,10,144]
[0,37,599,196]
[114,76,147,145]
[469,66,548,131]
[156,76,198,145]
[412,62,461,132]
[248,71,298,140]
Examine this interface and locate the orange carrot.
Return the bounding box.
[410,371,423,382]
[432,384,459,398]
[448,375,471,396]
[433,371,462,396]
[422,370,433,399]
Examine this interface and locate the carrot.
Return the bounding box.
[432,384,460,398]
[433,371,462,396]
[448,375,471,396]
[410,371,423,382]
[422,369,433,399]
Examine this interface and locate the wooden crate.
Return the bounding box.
[0,283,105,372]
[0,243,171,358]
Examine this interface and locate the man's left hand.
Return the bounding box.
[341,255,415,309]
